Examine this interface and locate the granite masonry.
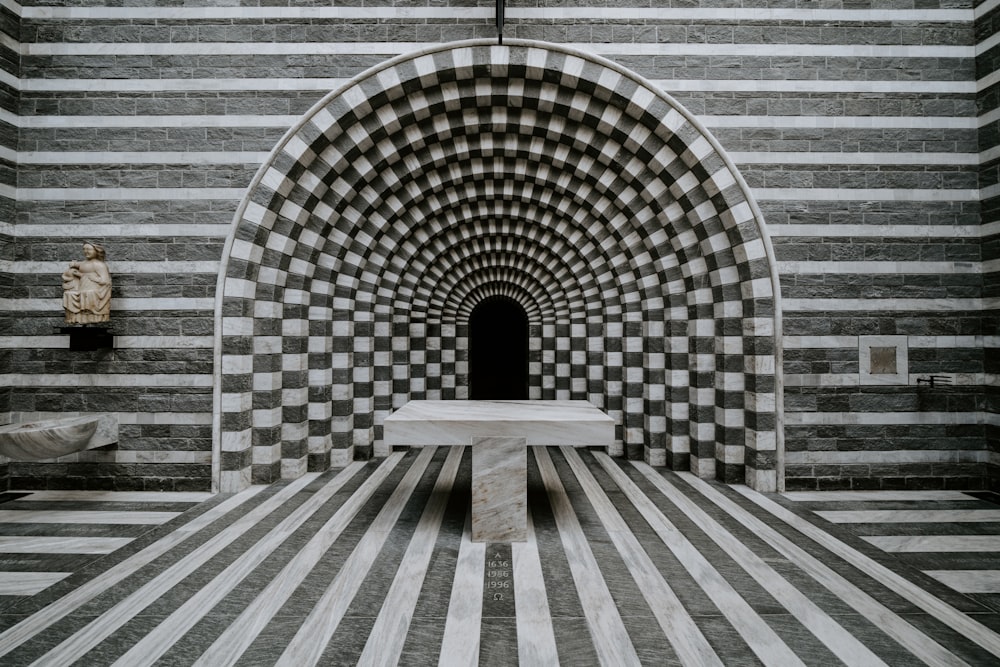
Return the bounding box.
[0,1,996,493]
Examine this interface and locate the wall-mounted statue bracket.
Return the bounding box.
[58,325,115,351]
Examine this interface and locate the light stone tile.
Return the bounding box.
[732,484,1000,659]
[33,474,322,667]
[10,490,214,503]
[681,474,972,664]
[924,571,1000,594]
[0,572,72,596]
[512,508,558,665]
[782,491,970,502]
[623,456,873,665]
[567,451,725,666]
[440,512,485,666]
[534,447,641,665]
[109,464,367,667]
[0,485,266,655]
[863,536,1000,553]
[359,447,463,664]
[0,536,132,554]
[817,510,1000,524]
[0,511,181,525]
[269,449,436,667]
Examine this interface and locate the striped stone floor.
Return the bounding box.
[0,446,999,665]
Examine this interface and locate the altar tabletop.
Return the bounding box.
[382,400,614,447]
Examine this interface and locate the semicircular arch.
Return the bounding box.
[213,39,783,493]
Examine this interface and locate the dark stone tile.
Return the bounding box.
[479,617,518,666]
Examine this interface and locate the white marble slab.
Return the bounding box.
[0,510,180,525]
[439,512,485,665]
[631,460,884,666]
[471,437,526,542]
[359,447,462,665]
[730,483,1000,660]
[817,510,1000,524]
[383,400,614,447]
[0,485,267,657]
[0,571,72,596]
[924,570,1000,594]
[513,508,558,666]
[0,536,132,555]
[782,491,971,502]
[533,446,641,664]
[191,455,407,667]
[11,490,213,503]
[272,448,439,667]
[863,536,1000,553]
[109,464,367,667]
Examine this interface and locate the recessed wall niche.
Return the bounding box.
[213,40,782,493]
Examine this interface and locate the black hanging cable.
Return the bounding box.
[496,0,505,44]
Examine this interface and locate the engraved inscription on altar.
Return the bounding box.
[486,553,511,600]
[483,543,515,613]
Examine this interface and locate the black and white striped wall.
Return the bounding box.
[978,0,1000,487]
[0,1,994,493]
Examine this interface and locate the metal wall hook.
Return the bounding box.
[917,375,953,388]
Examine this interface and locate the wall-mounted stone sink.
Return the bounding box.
[0,414,117,461]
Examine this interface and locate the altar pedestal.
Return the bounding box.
[383,400,614,542]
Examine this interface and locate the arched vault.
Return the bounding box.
[212,40,785,492]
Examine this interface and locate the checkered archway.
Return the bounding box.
[212,40,783,493]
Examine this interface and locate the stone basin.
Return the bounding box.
[0,414,117,461]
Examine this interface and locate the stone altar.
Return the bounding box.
[383,400,614,542]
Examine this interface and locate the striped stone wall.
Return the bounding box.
[0,1,992,492]
[978,0,1000,488]
[0,0,16,485]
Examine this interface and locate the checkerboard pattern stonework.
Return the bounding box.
[218,42,780,493]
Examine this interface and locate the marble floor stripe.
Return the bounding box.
[27,474,323,667]
[533,446,641,667]
[358,447,463,665]
[730,481,1000,661]
[108,462,368,667]
[439,512,485,666]
[594,453,832,665]
[0,572,71,596]
[924,571,1000,594]
[783,491,973,502]
[0,511,180,525]
[625,458,882,666]
[0,536,132,554]
[817,509,1000,523]
[512,507,558,666]
[0,484,266,657]
[563,448,724,666]
[862,535,1000,552]
[190,452,407,667]
[679,473,969,666]
[273,447,438,667]
[2,451,1000,666]
[11,491,214,503]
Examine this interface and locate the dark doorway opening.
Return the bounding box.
[469,296,529,400]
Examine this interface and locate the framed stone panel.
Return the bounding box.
[859,335,909,385]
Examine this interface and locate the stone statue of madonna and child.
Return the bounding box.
[62,242,112,324]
